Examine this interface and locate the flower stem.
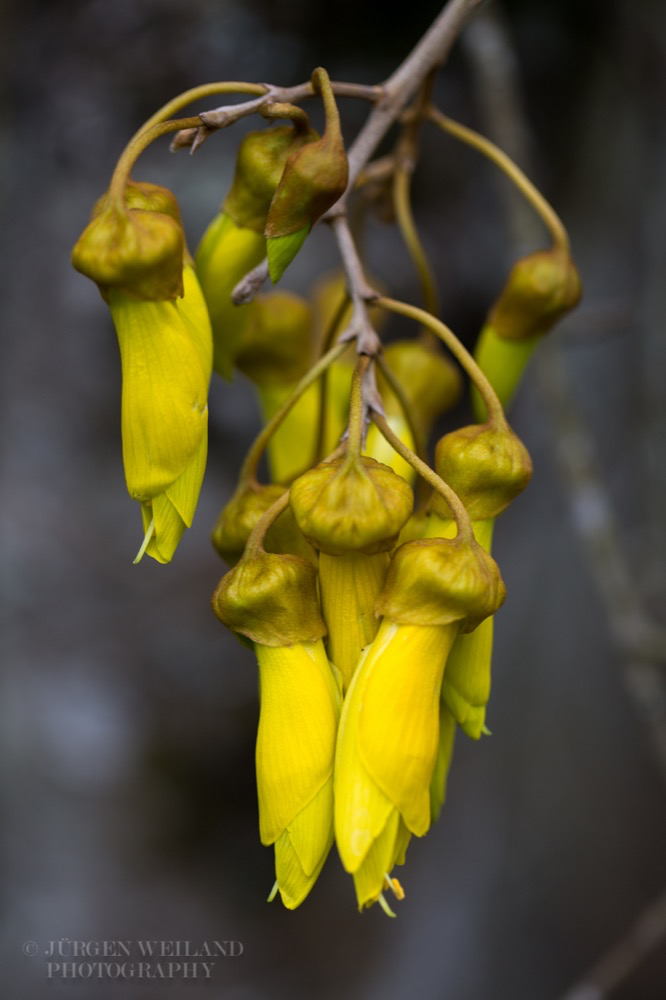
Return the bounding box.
[428,107,570,253]
[240,342,348,486]
[108,116,204,205]
[375,296,508,429]
[312,67,343,143]
[312,290,351,466]
[393,165,440,320]
[375,353,427,463]
[346,355,372,460]
[243,492,291,557]
[129,81,267,142]
[371,411,473,543]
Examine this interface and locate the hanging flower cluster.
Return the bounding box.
[72,41,580,915]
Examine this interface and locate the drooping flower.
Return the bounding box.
[256,639,340,908]
[473,248,581,416]
[335,534,506,910]
[290,454,413,691]
[212,550,340,908]
[72,181,213,563]
[108,261,212,563]
[428,422,532,735]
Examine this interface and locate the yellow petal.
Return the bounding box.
[255,641,340,847]
[352,808,400,910]
[365,416,416,484]
[427,516,495,739]
[256,381,320,484]
[274,780,334,909]
[318,551,388,692]
[442,615,493,740]
[284,777,334,878]
[424,514,457,539]
[195,213,266,379]
[472,323,540,418]
[430,702,456,822]
[137,432,208,564]
[393,818,412,867]
[109,264,212,499]
[357,620,459,835]
[334,641,395,873]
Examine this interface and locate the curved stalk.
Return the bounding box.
[428,107,570,253]
[371,412,473,543]
[375,296,507,429]
[239,342,348,487]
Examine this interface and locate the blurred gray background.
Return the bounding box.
[2,0,666,997]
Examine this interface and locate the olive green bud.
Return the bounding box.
[265,69,348,282]
[378,340,462,438]
[223,125,317,233]
[488,248,581,341]
[235,291,314,387]
[211,483,286,565]
[72,180,185,300]
[212,551,326,646]
[289,455,413,556]
[375,535,506,631]
[433,422,532,520]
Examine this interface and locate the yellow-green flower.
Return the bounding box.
[211,550,337,907]
[109,261,212,563]
[425,516,496,739]
[335,618,460,911]
[256,639,341,908]
[195,212,265,379]
[335,535,505,911]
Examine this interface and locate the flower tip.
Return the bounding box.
[376,892,397,918]
[133,517,155,564]
[267,880,279,903]
[266,226,309,283]
[481,724,492,737]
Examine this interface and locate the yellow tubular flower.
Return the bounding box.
[255,640,341,909]
[365,417,417,484]
[318,551,388,691]
[335,532,505,912]
[430,701,457,823]
[335,618,460,910]
[109,262,212,563]
[212,550,338,908]
[426,515,496,739]
[195,212,265,379]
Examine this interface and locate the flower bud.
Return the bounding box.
[195,212,266,378]
[265,71,348,282]
[72,181,185,300]
[235,291,314,386]
[212,551,326,646]
[488,248,581,341]
[211,483,286,564]
[375,535,505,631]
[378,340,462,439]
[433,422,532,520]
[109,261,212,564]
[290,455,413,556]
[223,125,317,234]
